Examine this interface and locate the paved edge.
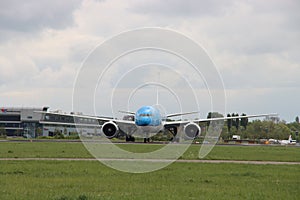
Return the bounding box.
[0,158,299,165]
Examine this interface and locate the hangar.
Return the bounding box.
[0,107,102,138]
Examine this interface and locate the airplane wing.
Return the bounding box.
[164,113,278,126]
[36,110,138,138]
[166,111,201,118]
[35,111,136,125]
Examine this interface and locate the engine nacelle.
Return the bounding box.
[101,121,119,139]
[183,122,201,139]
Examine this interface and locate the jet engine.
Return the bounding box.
[183,122,201,139]
[101,121,119,138]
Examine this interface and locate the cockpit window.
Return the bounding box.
[139,113,152,117]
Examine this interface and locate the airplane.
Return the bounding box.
[277,135,297,145]
[37,105,277,143]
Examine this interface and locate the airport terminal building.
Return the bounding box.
[0,107,101,138]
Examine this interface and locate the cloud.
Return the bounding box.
[0,0,82,32]
[129,0,233,17]
[0,0,299,120]
[0,53,38,84]
[72,0,151,37]
[167,1,300,91]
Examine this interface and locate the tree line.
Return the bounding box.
[204,113,300,141]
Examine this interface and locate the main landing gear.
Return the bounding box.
[125,135,135,142]
[143,138,150,143]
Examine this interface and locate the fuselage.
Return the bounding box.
[279,140,296,145]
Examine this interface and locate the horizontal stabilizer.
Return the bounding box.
[119,110,135,115]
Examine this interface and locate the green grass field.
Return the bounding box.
[0,142,299,162]
[0,160,299,200]
[0,142,299,199]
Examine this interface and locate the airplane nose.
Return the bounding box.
[137,117,151,126]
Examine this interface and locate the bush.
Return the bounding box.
[0,135,7,139]
[64,135,80,140]
[78,195,88,200]
[37,136,54,139]
[54,129,65,139]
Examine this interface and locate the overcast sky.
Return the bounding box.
[0,0,299,122]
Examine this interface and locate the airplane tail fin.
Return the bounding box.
[156,72,160,105]
[288,135,292,141]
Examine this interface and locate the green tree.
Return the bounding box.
[247,120,263,139]
[63,128,68,136]
[238,120,290,140]
[240,113,248,129]
[227,114,232,133]
[273,122,290,139]
[54,128,64,139]
[234,113,239,130]
[287,122,300,142]
[296,116,299,123]
[0,126,6,137]
[231,113,236,128]
[36,127,43,137]
[207,112,224,127]
[207,112,212,127]
[220,123,231,140]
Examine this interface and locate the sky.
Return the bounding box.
[0,0,299,122]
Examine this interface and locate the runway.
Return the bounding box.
[1,139,299,148]
[1,157,299,165]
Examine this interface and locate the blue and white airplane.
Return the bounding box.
[39,106,277,142]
